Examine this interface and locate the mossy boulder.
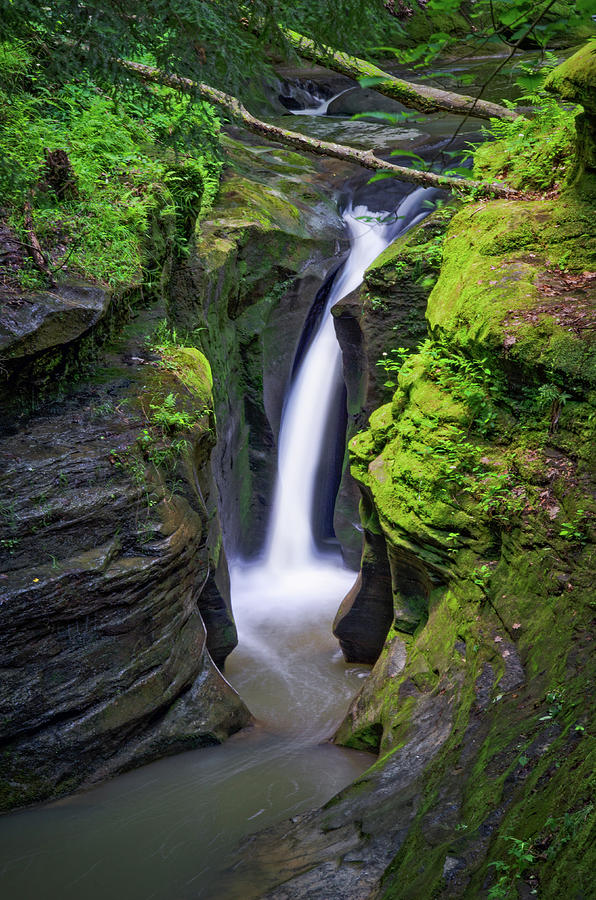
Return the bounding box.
[544,42,596,116]
[425,196,596,387]
[545,42,596,191]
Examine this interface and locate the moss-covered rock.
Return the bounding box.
[545,42,596,196]
[425,196,596,386]
[544,42,596,116]
[221,160,596,899]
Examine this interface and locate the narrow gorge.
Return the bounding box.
[1,7,595,900]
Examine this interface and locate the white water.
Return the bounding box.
[266,206,396,570]
[289,86,357,116]
[229,189,438,730]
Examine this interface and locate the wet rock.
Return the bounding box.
[497,642,525,693]
[171,136,347,558]
[475,662,496,711]
[0,279,109,361]
[333,527,394,663]
[0,307,251,811]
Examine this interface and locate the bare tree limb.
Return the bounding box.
[23,199,56,286]
[117,58,521,200]
[280,28,519,122]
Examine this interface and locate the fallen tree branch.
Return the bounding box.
[23,199,56,286]
[279,28,519,122]
[117,58,521,200]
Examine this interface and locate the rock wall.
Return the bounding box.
[169,134,347,558]
[0,293,252,811]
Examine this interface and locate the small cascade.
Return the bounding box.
[288,86,358,116]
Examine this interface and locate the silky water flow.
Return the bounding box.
[227,192,436,736]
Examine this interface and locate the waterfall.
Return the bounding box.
[266,189,437,572]
[229,188,437,718]
[265,208,392,569]
[288,86,358,116]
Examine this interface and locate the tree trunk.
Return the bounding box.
[118,58,520,200]
[43,148,78,200]
[281,28,519,122]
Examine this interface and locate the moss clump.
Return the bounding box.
[544,42,596,114]
[424,195,596,387]
[474,100,577,193]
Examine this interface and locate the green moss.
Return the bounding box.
[544,41,596,113]
[341,165,596,898]
[156,346,213,408]
[474,102,577,193]
[424,197,596,386]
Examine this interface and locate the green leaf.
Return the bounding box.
[357,75,390,88]
[367,172,396,183]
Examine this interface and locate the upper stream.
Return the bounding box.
[0,70,477,900]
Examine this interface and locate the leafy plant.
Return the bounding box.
[559,510,589,545]
[377,346,412,390]
[471,564,492,590]
[149,393,195,433]
[476,93,577,191]
[543,804,594,861]
[488,836,535,899]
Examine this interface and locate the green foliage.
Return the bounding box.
[137,427,189,471]
[388,0,595,66]
[0,1,403,101]
[475,95,578,191]
[543,804,594,861]
[0,41,222,288]
[559,509,589,544]
[377,346,412,390]
[488,836,535,899]
[535,383,571,412]
[163,160,205,255]
[471,563,492,590]
[380,339,506,430]
[147,319,182,351]
[148,393,196,433]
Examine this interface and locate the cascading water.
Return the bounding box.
[287,86,357,116]
[265,207,394,570]
[265,196,434,571]
[227,188,438,736]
